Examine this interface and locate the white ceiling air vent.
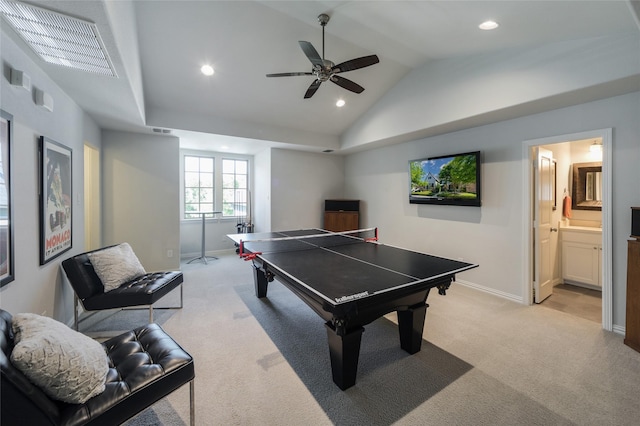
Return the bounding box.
[0,0,117,77]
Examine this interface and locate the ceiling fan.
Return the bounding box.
[266,13,379,99]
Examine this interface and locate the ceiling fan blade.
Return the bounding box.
[332,55,379,73]
[304,79,322,99]
[330,75,364,94]
[266,72,313,77]
[299,41,324,68]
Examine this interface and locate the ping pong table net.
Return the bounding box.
[238,228,378,261]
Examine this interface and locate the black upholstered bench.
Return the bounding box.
[62,245,184,330]
[0,309,195,425]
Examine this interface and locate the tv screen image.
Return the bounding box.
[409,151,481,207]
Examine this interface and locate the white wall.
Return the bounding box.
[254,148,271,233]
[345,91,640,328]
[270,149,345,231]
[0,29,101,322]
[343,34,640,149]
[101,130,180,271]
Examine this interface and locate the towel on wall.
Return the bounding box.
[563,195,572,218]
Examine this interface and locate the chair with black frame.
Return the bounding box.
[61,243,184,331]
[0,309,195,425]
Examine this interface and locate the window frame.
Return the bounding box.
[221,158,249,218]
[183,154,215,219]
[180,150,252,222]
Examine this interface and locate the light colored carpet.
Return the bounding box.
[85,251,640,425]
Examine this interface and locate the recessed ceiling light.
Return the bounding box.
[479,20,499,30]
[201,65,214,76]
[336,99,345,107]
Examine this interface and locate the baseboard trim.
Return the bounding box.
[455,279,524,304]
[457,279,626,334]
[612,324,625,336]
[180,248,235,261]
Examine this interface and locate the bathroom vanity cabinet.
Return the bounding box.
[561,226,602,289]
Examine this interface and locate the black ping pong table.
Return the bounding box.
[228,228,478,390]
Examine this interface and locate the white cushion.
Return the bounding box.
[10,313,109,404]
[88,242,146,292]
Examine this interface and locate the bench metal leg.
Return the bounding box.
[74,294,79,331]
[74,295,108,332]
[147,282,185,322]
[153,282,183,309]
[74,283,184,330]
[190,379,195,426]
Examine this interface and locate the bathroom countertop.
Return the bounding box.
[559,219,602,234]
[560,223,602,234]
[560,225,601,234]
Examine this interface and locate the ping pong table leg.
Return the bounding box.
[325,323,364,390]
[397,302,428,354]
[252,265,269,298]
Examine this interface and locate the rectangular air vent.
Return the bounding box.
[0,0,117,77]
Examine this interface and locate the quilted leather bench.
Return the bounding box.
[0,309,195,425]
[61,244,184,330]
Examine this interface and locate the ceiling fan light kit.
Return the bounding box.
[266,13,379,99]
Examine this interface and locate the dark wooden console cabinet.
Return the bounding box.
[625,238,640,353]
[324,199,359,232]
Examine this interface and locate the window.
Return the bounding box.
[184,155,214,219]
[222,159,248,217]
[181,153,251,221]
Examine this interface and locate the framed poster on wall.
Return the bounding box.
[1,109,14,286]
[40,136,72,265]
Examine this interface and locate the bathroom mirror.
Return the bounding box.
[572,162,602,210]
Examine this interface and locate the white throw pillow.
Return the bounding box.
[88,242,146,292]
[10,313,109,404]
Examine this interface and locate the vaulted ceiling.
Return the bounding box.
[2,1,639,154]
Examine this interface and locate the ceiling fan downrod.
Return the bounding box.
[318,13,329,61]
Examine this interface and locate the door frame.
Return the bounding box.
[521,128,612,331]
[83,143,101,251]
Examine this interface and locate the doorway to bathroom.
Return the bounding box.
[522,129,612,330]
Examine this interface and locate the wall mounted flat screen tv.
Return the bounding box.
[409,151,481,207]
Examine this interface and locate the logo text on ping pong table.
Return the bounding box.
[335,291,369,303]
